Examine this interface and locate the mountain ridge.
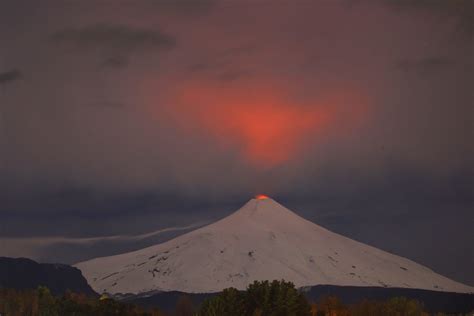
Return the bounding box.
[76,197,474,294]
[0,257,97,296]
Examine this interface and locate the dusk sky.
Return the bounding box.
[0,0,472,286]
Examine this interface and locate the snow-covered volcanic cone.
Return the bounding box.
[76,197,473,294]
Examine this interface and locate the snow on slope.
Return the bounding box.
[76,198,474,294]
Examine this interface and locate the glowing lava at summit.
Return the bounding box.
[255,194,269,200]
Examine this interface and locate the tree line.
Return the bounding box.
[197,280,450,316]
[0,286,164,316]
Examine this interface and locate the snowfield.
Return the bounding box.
[76,198,474,295]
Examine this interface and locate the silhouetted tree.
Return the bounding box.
[198,280,311,316]
[199,287,245,316]
[37,286,58,316]
[175,295,194,316]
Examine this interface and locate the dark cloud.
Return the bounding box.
[188,44,257,74]
[147,0,216,16]
[0,69,22,85]
[51,24,175,49]
[51,24,176,66]
[382,0,474,34]
[218,44,258,59]
[101,56,129,69]
[217,70,251,82]
[396,56,454,75]
[188,59,229,74]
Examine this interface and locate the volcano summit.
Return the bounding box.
[76,198,473,295]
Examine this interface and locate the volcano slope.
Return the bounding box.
[76,198,474,295]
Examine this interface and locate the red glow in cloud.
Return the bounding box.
[165,81,369,168]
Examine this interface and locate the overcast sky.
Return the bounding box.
[0,0,472,285]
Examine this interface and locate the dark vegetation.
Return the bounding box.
[198,280,310,316]
[0,286,164,316]
[303,285,474,315]
[2,280,473,316]
[129,286,474,315]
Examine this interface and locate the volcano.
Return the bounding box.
[76,198,473,295]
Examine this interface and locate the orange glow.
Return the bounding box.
[159,79,370,168]
[255,194,269,200]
